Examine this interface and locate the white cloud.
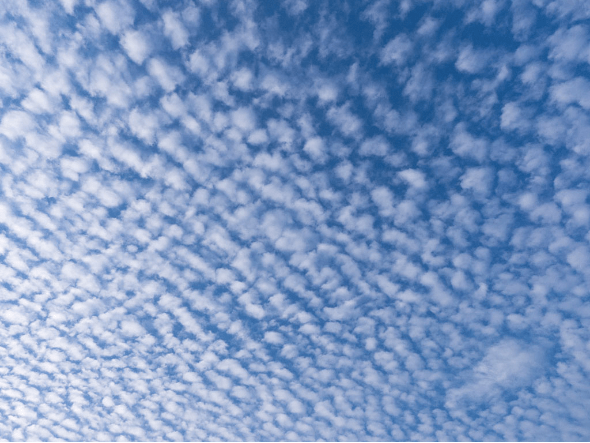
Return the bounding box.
[231,107,256,132]
[163,11,189,50]
[147,58,185,92]
[1,307,29,325]
[398,169,428,190]
[455,45,490,74]
[0,110,36,140]
[567,246,590,273]
[231,67,254,91]
[380,34,413,66]
[59,0,78,14]
[327,104,363,139]
[303,136,326,162]
[248,129,269,145]
[551,77,590,109]
[95,1,135,35]
[371,186,395,216]
[450,123,488,162]
[548,24,589,63]
[128,108,159,144]
[58,111,81,139]
[0,0,586,441]
[460,167,493,195]
[283,0,308,16]
[21,88,53,114]
[120,319,146,337]
[466,0,502,26]
[501,102,531,132]
[121,30,152,65]
[359,135,389,156]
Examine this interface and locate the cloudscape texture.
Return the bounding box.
[0,0,589,440]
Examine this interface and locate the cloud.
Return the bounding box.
[501,102,532,132]
[398,168,428,190]
[59,0,78,15]
[120,30,152,65]
[0,0,587,441]
[460,167,493,195]
[446,340,547,409]
[147,58,185,92]
[380,33,413,66]
[359,135,390,156]
[551,77,590,109]
[455,44,491,74]
[95,0,135,35]
[162,11,190,50]
[231,107,257,133]
[326,103,363,139]
[0,110,36,140]
[21,88,54,114]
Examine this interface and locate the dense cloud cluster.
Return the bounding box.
[0,0,589,440]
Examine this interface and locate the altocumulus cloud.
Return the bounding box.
[0,0,589,441]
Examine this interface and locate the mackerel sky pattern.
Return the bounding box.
[0,0,589,441]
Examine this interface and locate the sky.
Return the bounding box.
[0,0,589,441]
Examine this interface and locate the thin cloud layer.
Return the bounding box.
[0,0,589,441]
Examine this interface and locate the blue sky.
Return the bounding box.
[0,0,589,440]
